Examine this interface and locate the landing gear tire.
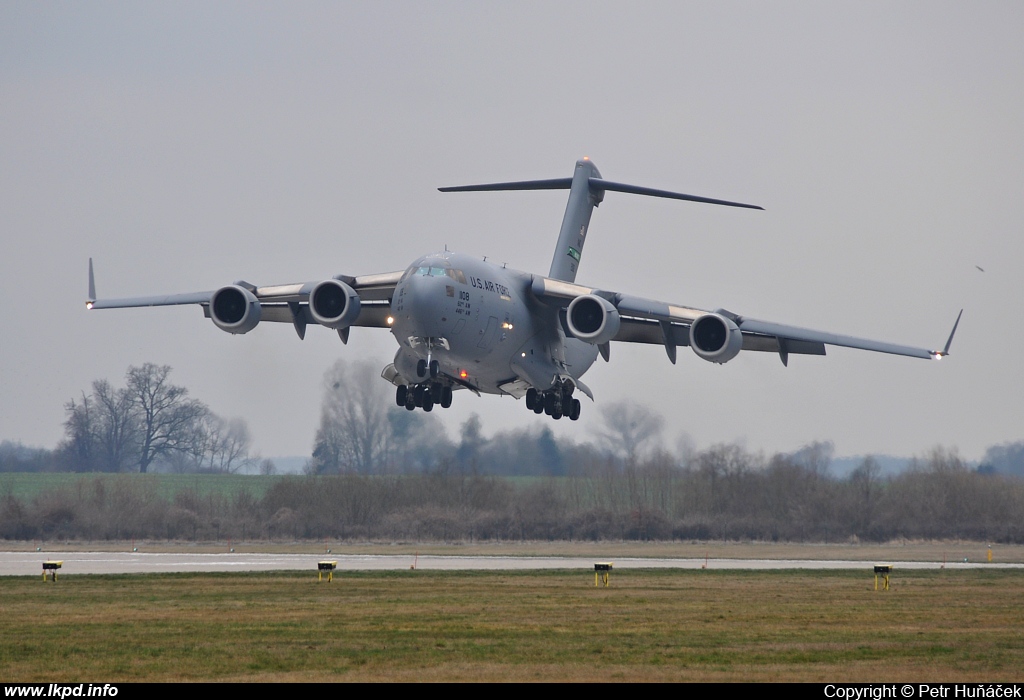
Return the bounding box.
[413,384,426,408]
[431,383,443,403]
[429,360,439,378]
[569,398,581,421]
[551,398,563,420]
[533,401,544,414]
[416,359,427,379]
[525,388,538,411]
[422,392,434,412]
[396,385,408,407]
[441,386,453,408]
[544,392,557,415]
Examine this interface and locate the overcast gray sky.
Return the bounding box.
[2,2,1022,462]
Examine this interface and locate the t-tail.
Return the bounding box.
[439,158,763,283]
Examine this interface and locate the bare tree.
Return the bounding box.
[125,363,208,473]
[790,440,834,477]
[310,359,391,474]
[90,379,138,472]
[198,415,255,473]
[454,414,485,473]
[594,400,665,464]
[61,381,138,472]
[387,408,451,473]
[59,364,255,474]
[849,455,883,534]
[61,393,98,472]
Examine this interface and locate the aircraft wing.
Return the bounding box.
[86,259,402,340]
[531,275,960,366]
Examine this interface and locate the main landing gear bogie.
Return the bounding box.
[525,385,581,421]
[397,382,453,412]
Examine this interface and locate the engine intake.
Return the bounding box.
[566,294,620,345]
[690,313,743,364]
[210,285,262,334]
[309,279,361,329]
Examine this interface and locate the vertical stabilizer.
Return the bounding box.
[549,159,603,282]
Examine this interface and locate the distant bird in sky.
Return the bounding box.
[975,265,985,272]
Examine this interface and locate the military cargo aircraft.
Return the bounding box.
[88,158,960,421]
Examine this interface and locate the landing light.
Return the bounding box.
[386,316,394,325]
[502,322,513,330]
[86,301,94,310]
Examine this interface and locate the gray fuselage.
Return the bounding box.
[389,251,598,397]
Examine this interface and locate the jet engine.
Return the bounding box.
[210,285,262,334]
[689,312,743,364]
[309,279,361,329]
[566,294,620,345]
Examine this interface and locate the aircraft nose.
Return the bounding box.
[398,274,448,337]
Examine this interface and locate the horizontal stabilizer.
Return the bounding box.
[439,178,572,192]
[590,179,763,210]
[441,160,763,283]
[440,175,763,210]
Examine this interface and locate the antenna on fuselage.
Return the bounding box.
[439,158,763,283]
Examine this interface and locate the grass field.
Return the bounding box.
[0,472,563,503]
[2,568,1023,682]
[0,472,286,502]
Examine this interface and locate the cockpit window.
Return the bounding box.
[412,266,466,283]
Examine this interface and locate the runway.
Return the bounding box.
[2,551,1021,576]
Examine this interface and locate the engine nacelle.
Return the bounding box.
[689,313,743,364]
[566,294,620,345]
[210,285,262,335]
[309,279,361,330]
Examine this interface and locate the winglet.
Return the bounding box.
[87,258,96,308]
[930,309,963,359]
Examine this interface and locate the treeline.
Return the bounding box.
[3,364,265,475]
[308,359,1024,480]
[5,446,1024,542]
[8,358,1024,483]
